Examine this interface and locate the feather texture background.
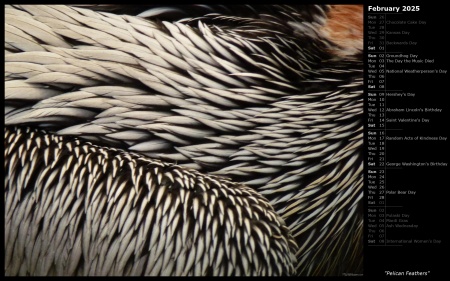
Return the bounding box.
[5,5,363,276]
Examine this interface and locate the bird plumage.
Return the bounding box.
[5,4,363,276]
[5,126,297,276]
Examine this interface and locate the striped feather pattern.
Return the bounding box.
[5,126,297,276]
[4,5,363,276]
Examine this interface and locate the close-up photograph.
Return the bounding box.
[6,4,443,278]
